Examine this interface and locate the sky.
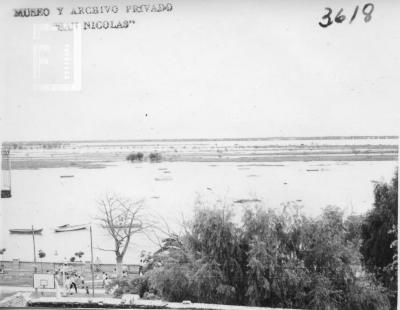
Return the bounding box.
[0,0,399,141]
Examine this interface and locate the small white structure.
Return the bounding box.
[33,273,55,289]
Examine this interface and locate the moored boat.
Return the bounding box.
[107,224,142,229]
[54,224,88,232]
[9,228,43,234]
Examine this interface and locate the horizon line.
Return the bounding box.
[2,135,398,144]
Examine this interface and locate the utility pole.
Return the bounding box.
[32,226,37,270]
[32,225,38,296]
[90,226,95,297]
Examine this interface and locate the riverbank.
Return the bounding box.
[4,137,398,170]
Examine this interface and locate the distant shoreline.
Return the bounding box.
[3,137,398,170]
[8,155,399,170]
[2,135,398,145]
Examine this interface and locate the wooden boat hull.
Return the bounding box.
[9,229,43,234]
[54,224,87,232]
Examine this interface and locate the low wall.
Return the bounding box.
[0,259,141,286]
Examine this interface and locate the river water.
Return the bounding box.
[0,158,397,264]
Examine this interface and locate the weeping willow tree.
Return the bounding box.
[360,170,398,307]
[142,199,391,309]
[96,194,153,277]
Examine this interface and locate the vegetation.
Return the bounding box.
[137,203,391,309]
[126,151,162,162]
[126,152,144,162]
[112,276,149,298]
[149,152,162,162]
[93,170,397,310]
[128,170,398,309]
[360,170,398,307]
[75,251,84,261]
[38,250,46,272]
[96,193,153,277]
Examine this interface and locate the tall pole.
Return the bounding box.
[32,225,38,296]
[32,226,37,270]
[90,226,95,297]
[62,261,65,293]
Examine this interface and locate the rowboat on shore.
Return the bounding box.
[54,223,88,232]
[9,228,43,234]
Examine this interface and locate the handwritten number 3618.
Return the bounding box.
[319,3,374,28]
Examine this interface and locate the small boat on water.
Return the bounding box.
[54,223,88,232]
[9,228,43,234]
[105,223,142,229]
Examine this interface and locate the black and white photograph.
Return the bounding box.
[0,0,399,309]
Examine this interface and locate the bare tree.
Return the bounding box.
[96,193,152,277]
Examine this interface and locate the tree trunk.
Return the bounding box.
[116,255,123,278]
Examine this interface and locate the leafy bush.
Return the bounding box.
[148,265,193,302]
[309,275,343,310]
[112,276,149,298]
[38,250,46,259]
[131,276,150,297]
[113,279,131,298]
[126,152,144,162]
[345,278,390,310]
[75,251,84,260]
[149,152,162,162]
